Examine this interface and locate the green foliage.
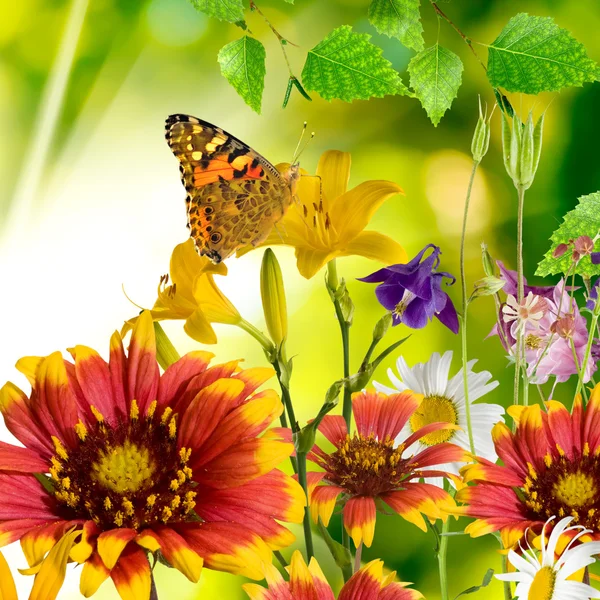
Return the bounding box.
[536,192,600,277]
[454,569,494,599]
[218,36,266,113]
[368,0,424,52]
[487,13,599,94]
[302,25,409,102]
[409,44,463,126]
[190,0,244,23]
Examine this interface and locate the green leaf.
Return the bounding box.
[487,13,599,94]
[190,0,244,23]
[301,25,409,102]
[218,36,266,113]
[454,569,494,599]
[536,192,600,278]
[368,0,424,52]
[409,44,463,126]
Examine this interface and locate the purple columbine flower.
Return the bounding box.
[358,244,459,333]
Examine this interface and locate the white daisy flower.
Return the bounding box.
[373,350,503,488]
[496,516,600,599]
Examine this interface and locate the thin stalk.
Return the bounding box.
[273,361,299,434]
[327,260,352,429]
[575,309,600,403]
[517,186,526,302]
[237,318,275,354]
[296,452,315,560]
[570,340,589,403]
[150,572,159,600]
[502,555,513,600]
[459,159,479,455]
[536,384,547,404]
[274,551,288,568]
[354,542,363,573]
[513,327,522,408]
[521,336,529,407]
[430,2,487,72]
[438,518,451,600]
[250,1,297,76]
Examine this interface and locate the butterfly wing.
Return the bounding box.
[165,114,294,263]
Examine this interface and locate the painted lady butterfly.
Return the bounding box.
[165,114,301,263]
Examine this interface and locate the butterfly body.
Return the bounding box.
[165,114,300,263]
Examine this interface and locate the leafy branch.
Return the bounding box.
[190,0,599,124]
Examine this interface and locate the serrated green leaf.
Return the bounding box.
[218,36,266,113]
[368,0,424,52]
[409,44,463,126]
[536,192,600,277]
[301,25,409,102]
[487,13,599,94]
[190,0,244,23]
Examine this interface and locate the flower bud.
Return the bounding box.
[481,243,496,277]
[574,235,594,257]
[471,97,492,163]
[372,312,393,344]
[260,249,288,347]
[553,243,571,258]
[471,276,506,300]
[501,110,545,191]
[153,322,181,370]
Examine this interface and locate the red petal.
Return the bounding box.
[109,331,128,417]
[0,474,59,520]
[338,560,383,600]
[317,415,348,447]
[97,528,136,569]
[110,546,151,600]
[157,351,213,410]
[343,496,377,547]
[126,311,159,413]
[0,441,47,473]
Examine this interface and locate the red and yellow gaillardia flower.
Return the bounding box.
[307,390,467,547]
[243,550,423,600]
[0,311,304,599]
[456,389,600,548]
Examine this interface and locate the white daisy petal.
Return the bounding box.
[498,516,600,600]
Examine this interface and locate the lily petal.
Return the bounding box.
[295,247,335,280]
[338,230,407,266]
[331,180,404,242]
[0,552,17,600]
[316,150,352,208]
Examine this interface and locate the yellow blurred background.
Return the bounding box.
[1,0,600,597]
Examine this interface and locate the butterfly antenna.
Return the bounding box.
[292,121,308,164]
[294,131,315,165]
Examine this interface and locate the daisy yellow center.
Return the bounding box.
[553,471,597,508]
[326,434,409,496]
[523,446,600,530]
[528,566,556,600]
[50,401,197,530]
[409,395,457,446]
[91,440,156,494]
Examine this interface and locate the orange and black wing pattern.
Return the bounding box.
[165,114,294,263]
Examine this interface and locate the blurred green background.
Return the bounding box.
[1,0,600,598]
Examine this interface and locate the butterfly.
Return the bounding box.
[165,114,301,263]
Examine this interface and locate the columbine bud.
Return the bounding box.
[153,322,181,370]
[471,97,492,163]
[501,110,545,190]
[372,312,393,344]
[574,235,594,257]
[481,243,496,277]
[551,315,576,340]
[553,242,571,258]
[471,276,506,300]
[260,249,288,347]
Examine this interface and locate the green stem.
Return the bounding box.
[274,551,288,568]
[521,336,529,407]
[237,318,275,354]
[575,309,600,404]
[150,571,159,600]
[354,542,363,573]
[327,260,352,429]
[570,340,589,403]
[502,554,513,600]
[438,518,450,600]
[459,160,479,455]
[516,186,525,303]
[296,452,315,560]
[273,361,299,434]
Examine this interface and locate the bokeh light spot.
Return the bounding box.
[146,0,207,47]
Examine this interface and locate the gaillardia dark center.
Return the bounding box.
[523,445,600,530]
[325,433,411,496]
[50,400,197,530]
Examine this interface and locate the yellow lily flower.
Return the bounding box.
[0,552,17,600]
[125,239,240,344]
[240,150,407,279]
